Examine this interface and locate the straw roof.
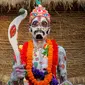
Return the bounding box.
[0,0,24,6]
[0,0,85,11]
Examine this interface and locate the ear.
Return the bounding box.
[48,28,50,34]
[29,26,32,32]
[46,28,50,34]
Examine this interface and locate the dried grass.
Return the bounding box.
[69,76,85,84]
[0,0,85,11]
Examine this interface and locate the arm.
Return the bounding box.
[57,46,73,85]
[58,46,67,83]
[8,42,28,85]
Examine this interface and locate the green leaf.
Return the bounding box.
[42,45,49,57]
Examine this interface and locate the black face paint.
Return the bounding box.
[30,28,32,32]
[34,30,45,35]
[46,30,49,34]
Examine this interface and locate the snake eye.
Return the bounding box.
[41,21,48,27]
[31,20,38,27]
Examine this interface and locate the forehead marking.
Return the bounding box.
[38,16,41,21]
[32,17,48,22]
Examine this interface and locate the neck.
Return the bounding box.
[33,39,46,48]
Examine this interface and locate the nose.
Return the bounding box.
[37,26,42,30]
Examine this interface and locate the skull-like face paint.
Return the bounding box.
[29,17,50,40]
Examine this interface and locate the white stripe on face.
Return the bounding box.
[30,17,50,40]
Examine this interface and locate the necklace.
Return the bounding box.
[26,39,53,85]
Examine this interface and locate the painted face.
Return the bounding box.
[29,17,50,40]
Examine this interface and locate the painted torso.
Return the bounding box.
[19,39,67,82]
[33,47,48,70]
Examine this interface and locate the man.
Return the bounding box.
[8,1,72,85]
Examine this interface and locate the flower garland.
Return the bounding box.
[32,67,59,85]
[26,39,53,85]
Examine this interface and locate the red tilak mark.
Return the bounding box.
[38,16,41,21]
[10,25,16,38]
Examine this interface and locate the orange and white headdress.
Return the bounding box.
[29,5,51,24]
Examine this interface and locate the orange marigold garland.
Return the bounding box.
[26,40,53,85]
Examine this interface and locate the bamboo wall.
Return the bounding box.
[0,11,85,84]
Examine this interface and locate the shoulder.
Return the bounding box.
[58,46,66,52]
[51,40,66,56]
[21,42,28,49]
[23,42,28,47]
[58,45,66,56]
[18,42,28,53]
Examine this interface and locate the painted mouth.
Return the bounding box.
[36,34,43,40]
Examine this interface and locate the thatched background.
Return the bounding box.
[0,0,85,14]
[0,11,85,84]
